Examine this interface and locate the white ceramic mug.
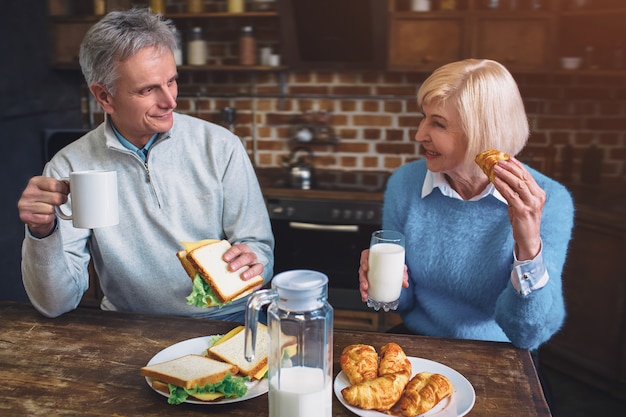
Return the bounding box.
[56,170,119,229]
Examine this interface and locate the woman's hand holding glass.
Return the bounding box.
[359,230,409,312]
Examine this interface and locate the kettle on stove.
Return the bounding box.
[284,146,314,190]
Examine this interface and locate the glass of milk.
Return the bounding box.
[366,230,405,312]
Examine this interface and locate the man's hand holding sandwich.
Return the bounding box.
[177,240,266,309]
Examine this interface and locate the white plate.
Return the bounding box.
[145,335,268,405]
[334,357,475,417]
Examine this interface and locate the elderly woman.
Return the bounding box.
[359,59,574,351]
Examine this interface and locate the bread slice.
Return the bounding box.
[177,239,221,280]
[140,354,238,390]
[176,250,198,280]
[186,240,264,303]
[208,323,270,378]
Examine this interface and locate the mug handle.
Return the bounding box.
[54,178,73,220]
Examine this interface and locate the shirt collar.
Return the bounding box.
[422,170,507,204]
[109,120,158,162]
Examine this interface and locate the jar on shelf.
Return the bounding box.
[411,0,431,11]
[239,26,256,65]
[149,0,165,14]
[228,0,245,13]
[93,0,106,15]
[187,27,207,66]
[438,0,457,10]
[484,0,500,9]
[171,25,183,66]
[187,0,203,13]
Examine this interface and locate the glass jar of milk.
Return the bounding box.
[245,270,333,417]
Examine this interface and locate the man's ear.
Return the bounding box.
[90,83,114,114]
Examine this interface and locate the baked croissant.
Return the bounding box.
[340,344,379,385]
[397,372,454,416]
[475,149,510,182]
[341,371,410,412]
[378,342,412,377]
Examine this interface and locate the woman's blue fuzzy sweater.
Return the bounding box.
[386,159,574,350]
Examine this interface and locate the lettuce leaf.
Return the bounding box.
[167,372,250,405]
[186,274,228,308]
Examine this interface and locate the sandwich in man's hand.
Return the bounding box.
[176,239,264,308]
[140,354,249,405]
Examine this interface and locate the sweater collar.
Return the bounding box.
[103,114,171,157]
[422,170,507,204]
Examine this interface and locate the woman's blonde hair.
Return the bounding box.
[417,59,529,176]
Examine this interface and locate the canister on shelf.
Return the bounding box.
[187,0,203,13]
[93,0,106,15]
[438,0,456,10]
[411,0,431,11]
[239,26,256,65]
[260,47,272,66]
[149,0,165,14]
[485,0,500,9]
[171,25,183,66]
[187,27,207,66]
[228,0,245,13]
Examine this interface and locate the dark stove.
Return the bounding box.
[260,169,390,311]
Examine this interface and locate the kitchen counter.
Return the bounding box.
[255,167,388,202]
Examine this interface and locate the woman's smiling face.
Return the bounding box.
[414,100,468,175]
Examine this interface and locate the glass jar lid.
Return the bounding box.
[271,270,328,311]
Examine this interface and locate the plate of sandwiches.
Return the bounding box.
[334,343,475,417]
[141,325,270,405]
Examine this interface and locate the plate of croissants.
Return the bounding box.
[334,343,475,417]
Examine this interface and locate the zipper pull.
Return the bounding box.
[145,163,151,182]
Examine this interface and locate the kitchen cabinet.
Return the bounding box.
[49,15,99,68]
[387,0,556,72]
[540,187,626,399]
[473,16,553,71]
[388,14,465,72]
[557,0,626,73]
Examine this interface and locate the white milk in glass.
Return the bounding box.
[269,366,331,417]
[368,242,405,302]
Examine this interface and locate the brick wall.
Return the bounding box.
[167,70,626,186]
[84,0,626,187]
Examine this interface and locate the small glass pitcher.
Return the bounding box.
[245,270,333,417]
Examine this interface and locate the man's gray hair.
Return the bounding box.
[79,8,177,95]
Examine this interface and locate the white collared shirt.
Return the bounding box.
[422,170,549,296]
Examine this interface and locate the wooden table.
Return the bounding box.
[0,302,551,416]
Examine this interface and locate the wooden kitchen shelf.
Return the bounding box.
[177,64,287,71]
[48,3,281,70]
[165,11,278,18]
